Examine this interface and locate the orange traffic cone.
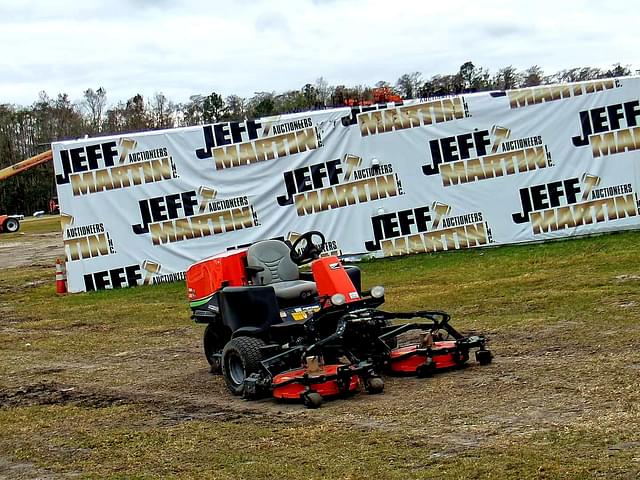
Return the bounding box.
[55,257,67,295]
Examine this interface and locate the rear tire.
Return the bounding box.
[222,336,265,396]
[3,218,19,233]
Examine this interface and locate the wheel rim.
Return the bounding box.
[228,353,245,386]
[5,219,18,232]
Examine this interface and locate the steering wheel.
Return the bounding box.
[290,231,326,265]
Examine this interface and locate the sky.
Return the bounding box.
[0,0,637,107]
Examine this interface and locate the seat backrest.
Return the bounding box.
[219,285,281,332]
[247,239,299,285]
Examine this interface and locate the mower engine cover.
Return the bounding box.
[186,249,248,302]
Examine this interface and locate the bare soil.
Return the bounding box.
[1,224,639,478]
[0,232,63,269]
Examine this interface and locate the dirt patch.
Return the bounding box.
[0,454,61,480]
[0,232,63,269]
[614,274,640,283]
[0,383,127,409]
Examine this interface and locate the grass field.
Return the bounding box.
[1,218,639,479]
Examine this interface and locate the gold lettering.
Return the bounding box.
[212,145,240,169]
[87,234,109,257]
[71,172,97,196]
[531,209,557,234]
[614,194,638,219]
[295,191,321,216]
[381,237,408,257]
[358,111,383,137]
[440,161,468,186]
[464,223,488,247]
[150,221,177,245]
[295,127,318,153]
[590,131,618,158]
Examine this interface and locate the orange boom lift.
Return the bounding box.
[0,150,54,233]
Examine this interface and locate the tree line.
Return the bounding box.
[0,61,635,215]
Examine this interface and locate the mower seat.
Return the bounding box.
[247,239,317,301]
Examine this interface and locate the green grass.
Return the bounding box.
[1,230,640,479]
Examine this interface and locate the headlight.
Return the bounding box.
[330,293,346,306]
[371,286,385,298]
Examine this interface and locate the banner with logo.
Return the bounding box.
[52,77,640,292]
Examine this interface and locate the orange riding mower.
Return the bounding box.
[186,231,492,408]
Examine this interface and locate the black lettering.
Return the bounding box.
[607,104,625,131]
[196,125,215,159]
[132,199,152,234]
[246,120,262,140]
[456,133,474,160]
[310,163,327,189]
[56,149,72,184]
[531,184,549,210]
[474,130,491,157]
[102,141,118,167]
[414,207,431,231]
[110,268,127,289]
[214,123,232,147]
[149,196,167,222]
[94,270,110,290]
[365,213,397,251]
[83,273,96,292]
[547,181,564,208]
[423,139,442,175]
[85,144,102,170]
[325,159,342,186]
[229,122,246,143]
[624,100,640,128]
[294,168,313,193]
[125,265,143,287]
[277,170,296,206]
[440,137,458,162]
[564,178,581,204]
[591,107,608,134]
[182,191,197,216]
[572,110,593,147]
[70,147,88,173]
[165,194,182,219]
[512,187,534,224]
[397,210,415,235]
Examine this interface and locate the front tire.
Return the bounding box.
[222,336,265,396]
[3,218,19,233]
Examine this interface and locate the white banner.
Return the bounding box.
[52,77,640,293]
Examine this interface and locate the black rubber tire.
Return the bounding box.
[456,350,470,367]
[416,359,435,378]
[203,324,225,374]
[476,349,493,366]
[222,336,265,396]
[365,377,385,394]
[304,392,323,409]
[3,218,19,233]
